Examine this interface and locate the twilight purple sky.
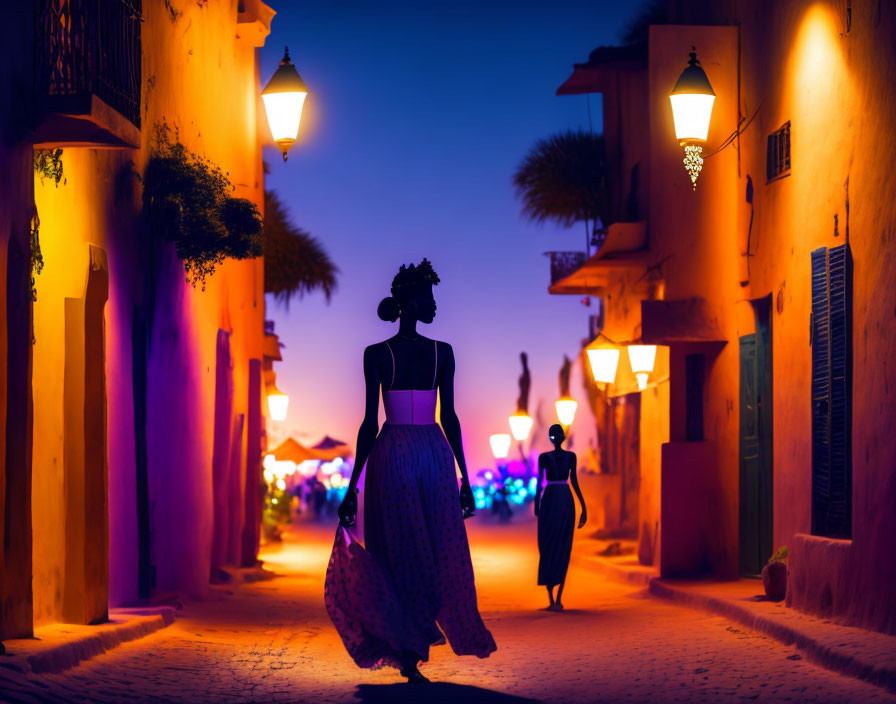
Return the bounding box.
[261,1,633,470]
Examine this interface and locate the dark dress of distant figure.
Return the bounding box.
[534,424,587,610]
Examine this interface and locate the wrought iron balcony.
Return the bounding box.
[545,251,587,286]
[33,0,142,148]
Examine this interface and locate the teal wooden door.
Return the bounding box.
[739,322,773,576]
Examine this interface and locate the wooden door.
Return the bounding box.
[739,319,773,576]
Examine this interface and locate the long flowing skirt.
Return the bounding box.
[324,423,496,670]
[537,484,575,586]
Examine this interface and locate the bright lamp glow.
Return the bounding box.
[669,47,716,188]
[555,397,578,427]
[267,385,289,421]
[670,94,716,142]
[635,373,649,390]
[261,47,309,162]
[508,412,534,442]
[587,348,620,385]
[628,344,657,374]
[489,433,512,460]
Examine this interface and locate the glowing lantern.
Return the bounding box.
[267,384,289,421]
[555,397,578,427]
[587,347,620,385]
[489,433,512,460]
[261,47,308,162]
[669,47,716,188]
[508,411,534,442]
[627,344,657,391]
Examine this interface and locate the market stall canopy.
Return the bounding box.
[270,437,321,463]
[641,297,727,345]
[548,221,648,295]
[312,435,352,460]
[556,45,647,96]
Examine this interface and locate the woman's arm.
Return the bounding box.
[438,343,475,517]
[438,343,468,481]
[568,452,588,528]
[534,453,546,516]
[338,345,381,526]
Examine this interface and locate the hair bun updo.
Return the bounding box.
[377,296,401,322]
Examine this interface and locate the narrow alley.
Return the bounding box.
[3,520,893,704]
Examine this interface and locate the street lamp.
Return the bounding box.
[627,343,657,391]
[267,384,289,421]
[669,46,716,188]
[586,347,620,385]
[554,397,578,427]
[489,433,511,461]
[261,46,308,162]
[508,411,533,442]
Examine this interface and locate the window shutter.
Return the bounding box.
[810,244,852,538]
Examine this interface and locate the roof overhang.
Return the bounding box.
[548,221,648,295]
[556,45,647,96]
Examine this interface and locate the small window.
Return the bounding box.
[685,354,705,441]
[766,122,791,182]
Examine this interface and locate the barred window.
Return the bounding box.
[766,122,791,183]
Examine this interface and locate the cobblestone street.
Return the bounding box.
[3,519,894,704]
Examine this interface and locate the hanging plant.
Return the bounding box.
[34,148,66,187]
[142,123,262,289]
[29,211,43,303]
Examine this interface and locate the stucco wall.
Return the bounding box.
[30,0,267,623]
[648,24,741,578]
[660,0,896,632]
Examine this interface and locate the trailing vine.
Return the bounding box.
[34,148,66,187]
[29,149,63,321]
[142,123,262,289]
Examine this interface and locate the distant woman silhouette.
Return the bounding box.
[534,424,587,611]
[324,258,496,683]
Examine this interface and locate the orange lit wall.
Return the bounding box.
[30,0,268,625]
[654,1,896,632]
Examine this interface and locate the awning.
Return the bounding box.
[641,298,728,345]
[269,437,322,464]
[556,45,647,96]
[312,436,352,460]
[548,221,648,295]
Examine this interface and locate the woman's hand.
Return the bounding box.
[338,488,358,528]
[577,507,588,529]
[459,479,476,520]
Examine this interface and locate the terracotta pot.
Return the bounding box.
[761,561,787,601]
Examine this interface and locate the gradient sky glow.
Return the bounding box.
[261,1,633,470]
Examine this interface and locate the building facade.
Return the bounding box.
[551,0,895,634]
[2,0,276,638]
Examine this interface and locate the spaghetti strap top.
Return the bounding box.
[382,340,438,425]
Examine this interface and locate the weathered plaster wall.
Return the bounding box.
[30,0,267,622]
[648,24,741,579]
[667,0,896,632]
[136,0,265,597]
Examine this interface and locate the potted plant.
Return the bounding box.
[762,545,788,601]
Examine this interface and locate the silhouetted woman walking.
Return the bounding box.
[325,259,496,683]
[534,424,587,610]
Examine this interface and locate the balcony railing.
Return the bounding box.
[36,0,142,130]
[545,251,586,286]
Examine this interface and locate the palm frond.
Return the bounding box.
[512,131,609,229]
[263,190,338,308]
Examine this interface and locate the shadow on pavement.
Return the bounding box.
[354,682,541,703]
